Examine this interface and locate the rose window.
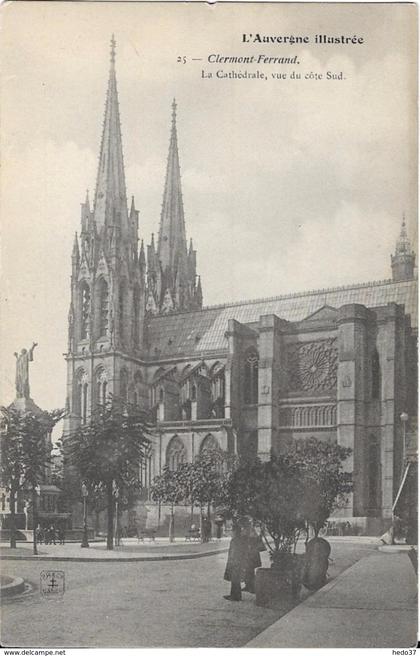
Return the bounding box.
[288,339,338,392]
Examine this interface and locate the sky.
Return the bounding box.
[0,1,417,412]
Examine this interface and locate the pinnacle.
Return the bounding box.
[110,34,116,67]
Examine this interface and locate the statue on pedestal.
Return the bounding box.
[14,342,37,399]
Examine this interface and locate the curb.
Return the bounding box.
[0,547,229,563]
[378,544,414,553]
[0,576,25,597]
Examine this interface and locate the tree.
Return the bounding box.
[150,466,187,542]
[188,448,231,542]
[0,406,65,552]
[66,400,152,550]
[287,438,352,539]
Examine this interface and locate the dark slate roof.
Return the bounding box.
[146,277,417,358]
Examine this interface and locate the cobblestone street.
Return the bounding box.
[1,539,375,648]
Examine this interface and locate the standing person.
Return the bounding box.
[36,524,44,545]
[215,514,224,540]
[58,524,66,545]
[49,524,56,545]
[243,525,265,593]
[223,525,247,601]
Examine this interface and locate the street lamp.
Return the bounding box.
[400,412,409,480]
[33,484,41,556]
[113,482,120,547]
[81,482,89,548]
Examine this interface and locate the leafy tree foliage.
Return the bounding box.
[220,438,352,557]
[287,438,352,538]
[0,406,65,551]
[66,400,152,550]
[221,454,304,554]
[150,465,187,541]
[150,448,231,542]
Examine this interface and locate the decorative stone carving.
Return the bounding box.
[279,404,337,428]
[287,339,338,392]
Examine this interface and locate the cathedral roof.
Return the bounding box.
[146,276,417,358]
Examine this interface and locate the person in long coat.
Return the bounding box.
[223,525,248,601]
[243,526,264,593]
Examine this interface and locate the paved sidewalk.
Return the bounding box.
[246,549,418,648]
[0,537,229,562]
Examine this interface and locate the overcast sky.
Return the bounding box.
[1,1,417,411]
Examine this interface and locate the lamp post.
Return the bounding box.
[113,483,120,547]
[32,484,41,555]
[400,412,409,481]
[81,482,89,548]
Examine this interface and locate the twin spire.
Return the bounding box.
[87,37,202,313]
[157,97,188,278]
[93,34,128,236]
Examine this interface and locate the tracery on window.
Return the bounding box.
[80,282,90,340]
[166,436,186,471]
[95,367,108,407]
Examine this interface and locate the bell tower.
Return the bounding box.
[64,36,146,434]
[391,216,416,282]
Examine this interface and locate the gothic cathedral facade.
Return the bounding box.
[64,41,417,532]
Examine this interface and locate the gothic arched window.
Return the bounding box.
[211,363,225,418]
[95,367,108,407]
[372,349,381,400]
[200,433,220,454]
[200,434,223,473]
[97,278,109,338]
[74,369,88,420]
[80,282,90,340]
[166,436,186,471]
[244,349,259,405]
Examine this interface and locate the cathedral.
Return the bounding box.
[64,39,417,533]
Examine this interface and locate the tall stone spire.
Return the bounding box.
[93,35,128,236]
[148,99,202,314]
[157,99,188,273]
[391,214,416,281]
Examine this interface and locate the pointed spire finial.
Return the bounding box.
[72,232,80,260]
[391,212,415,281]
[172,98,177,126]
[85,189,90,206]
[110,34,116,67]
